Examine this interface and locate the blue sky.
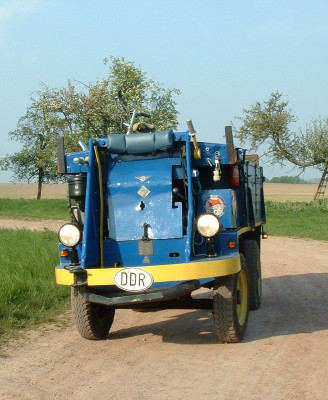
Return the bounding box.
[1,0,327,182]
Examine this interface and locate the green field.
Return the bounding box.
[0,229,70,344]
[264,201,328,241]
[0,198,69,220]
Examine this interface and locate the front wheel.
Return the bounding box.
[71,287,115,340]
[213,255,249,343]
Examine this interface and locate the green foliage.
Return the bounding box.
[0,56,181,196]
[234,92,328,174]
[265,200,328,240]
[105,56,180,132]
[0,86,64,199]
[0,199,69,220]
[267,176,310,184]
[34,56,180,151]
[0,229,70,339]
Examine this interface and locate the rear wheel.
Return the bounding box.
[71,287,115,340]
[213,255,249,343]
[242,239,262,310]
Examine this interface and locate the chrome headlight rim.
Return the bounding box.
[58,222,83,247]
[196,213,222,238]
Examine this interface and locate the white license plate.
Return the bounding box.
[114,268,153,292]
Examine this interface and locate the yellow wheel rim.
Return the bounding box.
[236,269,248,326]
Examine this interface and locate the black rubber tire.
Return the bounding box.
[213,255,249,343]
[242,239,262,310]
[71,287,115,340]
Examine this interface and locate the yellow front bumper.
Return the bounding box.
[56,255,241,286]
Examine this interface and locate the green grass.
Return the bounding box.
[0,229,70,343]
[0,198,69,220]
[265,200,328,241]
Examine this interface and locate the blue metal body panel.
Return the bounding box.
[80,139,101,268]
[107,157,183,241]
[198,189,238,229]
[192,142,229,166]
[193,229,239,258]
[103,237,187,267]
[184,131,194,262]
[243,161,264,225]
[65,151,89,174]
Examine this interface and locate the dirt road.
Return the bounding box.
[1,235,327,400]
[0,217,67,231]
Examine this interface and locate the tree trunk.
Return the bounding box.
[37,168,43,200]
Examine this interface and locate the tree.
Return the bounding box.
[104,56,180,132]
[0,57,180,198]
[0,87,63,199]
[268,176,309,184]
[234,92,328,195]
[45,56,181,148]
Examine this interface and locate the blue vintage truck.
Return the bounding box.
[55,102,266,343]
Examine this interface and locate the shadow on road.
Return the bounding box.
[109,273,328,344]
[246,272,328,342]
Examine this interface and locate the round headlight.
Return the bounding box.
[58,223,82,247]
[197,213,222,238]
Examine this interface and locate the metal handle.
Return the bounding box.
[186,118,201,159]
[186,118,196,135]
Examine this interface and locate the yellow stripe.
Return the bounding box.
[55,256,240,286]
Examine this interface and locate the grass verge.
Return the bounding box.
[0,229,70,345]
[265,200,328,241]
[0,198,69,220]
